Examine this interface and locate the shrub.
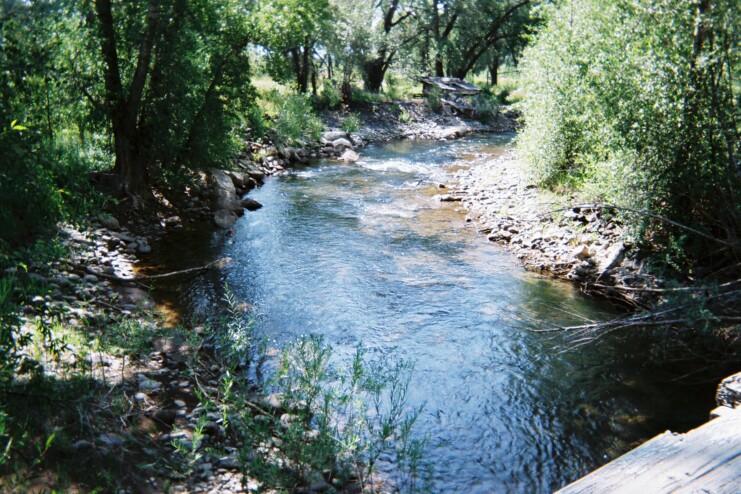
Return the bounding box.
[518,0,741,270]
[240,335,430,492]
[425,87,443,113]
[271,93,323,146]
[246,105,269,141]
[0,127,104,250]
[341,113,363,134]
[474,93,500,123]
[318,80,344,110]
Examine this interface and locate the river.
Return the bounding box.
[154,134,719,493]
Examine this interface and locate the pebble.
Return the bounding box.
[98,432,124,447]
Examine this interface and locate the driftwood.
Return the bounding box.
[68,257,231,285]
[557,407,741,493]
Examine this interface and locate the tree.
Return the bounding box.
[255,0,333,93]
[85,0,255,198]
[360,0,416,92]
[445,0,533,80]
[518,0,740,269]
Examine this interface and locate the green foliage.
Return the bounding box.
[318,80,345,110]
[351,88,389,106]
[271,93,324,146]
[518,0,741,268]
[0,129,104,249]
[239,335,429,492]
[474,93,500,123]
[255,0,333,92]
[399,108,415,124]
[425,86,443,113]
[340,113,363,133]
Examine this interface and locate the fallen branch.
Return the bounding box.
[68,257,231,285]
[137,257,232,281]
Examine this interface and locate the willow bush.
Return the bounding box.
[518,0,740,273]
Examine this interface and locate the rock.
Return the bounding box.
[214,209,238,229]
[339,149,359,162]
[135,392,149,402]
[210,169,241,213]
[598,242,626,276]
[97,214,120,230]
[98,433,124,448]
[139,378,162,392]
[240,198,263,211]
[201,421,220,435]
[572,245,592,260]
[717,372,741,408]
[217,455,240,470]
[84,274,98,283]
[161,216,182,228]
[138,243,152,254]
[73,439,95,451]
[263,393,285,413]
[28,273,47,284]
[323,130,349,141]
[173,399,187,408]
[153,409,178,426]
[488,230,513,242]
[438,194,463,202]
[113,231,136,243]
[331,138,353,151]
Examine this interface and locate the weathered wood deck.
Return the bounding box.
[557,372,741,494]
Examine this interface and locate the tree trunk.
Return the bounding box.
[363,58,387,92]
[489,54,499,86]
[95,0,158,196]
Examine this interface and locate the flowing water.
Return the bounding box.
[155,134,720,493]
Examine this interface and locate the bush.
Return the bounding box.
[341,113,363,134]
[246,105,269,141]
[425,87,443,113]
[318,80,344,110]
[518,0,741,270]
[0,128,104,250]
[239,335,430,492]
[271,93,323,146]
[474,93,500,123]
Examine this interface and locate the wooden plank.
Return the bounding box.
[557,408,741,493]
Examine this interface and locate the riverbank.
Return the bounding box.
[451,149,664,308]
[4,100,506,492]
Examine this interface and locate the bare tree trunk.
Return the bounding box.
[489,54,500,86]
[95,0,158,197]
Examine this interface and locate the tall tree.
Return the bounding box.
[255,0,332,93]
[361,0,416,92]
[85,0,255,198]
[445,0,532,79]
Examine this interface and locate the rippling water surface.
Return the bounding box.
[157,135,719,493]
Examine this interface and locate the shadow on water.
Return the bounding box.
[147,134,729,493]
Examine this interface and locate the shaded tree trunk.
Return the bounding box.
[489,54,500,85]
[363,56,391,93]
[95,0,158,197]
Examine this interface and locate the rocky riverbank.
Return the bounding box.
[5,102,517,493]
[201,101,518,231]
[451,149,663,308]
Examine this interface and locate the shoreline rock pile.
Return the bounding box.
[454,151,663,307]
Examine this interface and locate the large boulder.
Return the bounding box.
[323,130,349,142]
[210,169,240,213]
[331,138,354,151]
[339,149,359,162]
[214,209,238,229]
[240,198,263,211]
